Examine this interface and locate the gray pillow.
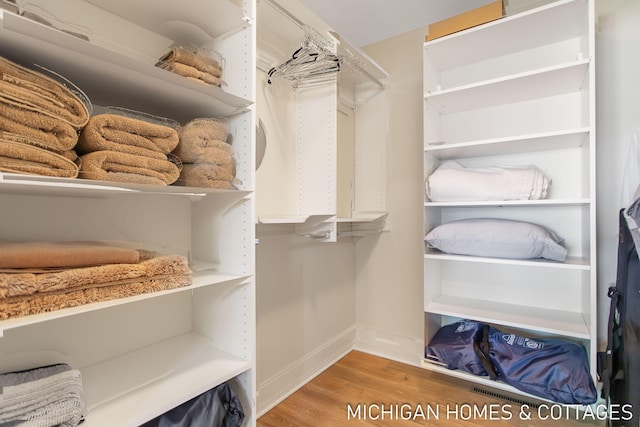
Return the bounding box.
[425,218,568,262]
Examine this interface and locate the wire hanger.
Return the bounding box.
[267,31,340,86]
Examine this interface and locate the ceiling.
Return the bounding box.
[298,0,494,47]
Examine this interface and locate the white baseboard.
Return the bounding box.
[256,326,356,417]
[353,324,423,367]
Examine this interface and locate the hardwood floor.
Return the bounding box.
[258,351,605,427]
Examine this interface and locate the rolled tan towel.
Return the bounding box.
[173,139,234,165]
[79,150,180,186]
[164,62,223,87]
[0,132,79,178]
[77,114,179,160]
[158,46,223,78]
[0,56,89,129]
[0,99,80,152]
[176,163,236,189]
[174,117,230,163]
[179,117,229,143]
[0,241,142,272]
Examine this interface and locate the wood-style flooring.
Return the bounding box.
[258,350,605,427]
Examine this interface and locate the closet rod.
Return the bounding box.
[262,0,385,91]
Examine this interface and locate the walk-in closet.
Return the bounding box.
[1,0,639,425]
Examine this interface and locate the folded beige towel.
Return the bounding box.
[174,118,231,163]
[0,241,142,272]
[173,139,234,165]
[0,254,189,298]
[164,62,223,87]
[158,46,223,78]
[79,150,180,186]
[176,164,237,189]
[0,56,89,129]
[0,132,79,178]
[0,99,80,152]
[77,114,179,160]
[0,255,191,319]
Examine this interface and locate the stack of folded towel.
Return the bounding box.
[0,55,90,178]
[0,241,192,319]
[0,363,84,426]
[426,160,550,202]
[77,111,181,185]
[157,46,224,87]
[173,118,237,189]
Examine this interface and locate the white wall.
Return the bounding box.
[594,0,640,347]
[255,225,356,414]
[354,29,426,365]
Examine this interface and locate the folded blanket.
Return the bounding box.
[175,164,237,189]
[0,255,191,319]
[0,132,79,178]
[0,364,84,427]
[0,98,80,152]
[77,114,179,160]
[0,241,143,271]
[426,161,549,202]
[0,56,89,129]
[79,150,180,185]
[158,46,223,78]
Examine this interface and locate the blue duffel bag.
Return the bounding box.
[425,319,487,376]
[427,320,598,405]
[476,324,598,404]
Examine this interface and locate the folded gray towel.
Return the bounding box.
[0,364,84,427]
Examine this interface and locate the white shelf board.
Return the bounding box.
[81,332,251,427]
[258,216,308,224]
[0,272,249,336]
[424,198,590,208]
[424,60,590,114]
[424,0,588,71]
[425,295,590,339]
[423,250,590,271]
[335,212,387,223]
[424,128,590,159]
[0,11,252,121]
[84,0,247,45]
[0,172,251,200]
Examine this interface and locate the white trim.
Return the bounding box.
[256,326,356,416]
[353,324,423,368]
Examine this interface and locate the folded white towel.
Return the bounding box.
[426,161,549,202]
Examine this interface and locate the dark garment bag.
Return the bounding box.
[599,210,640,427]
[143,382,245,427]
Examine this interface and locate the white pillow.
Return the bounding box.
[425,218,567,262]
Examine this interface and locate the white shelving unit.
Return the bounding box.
[0,0,256,425]
[255,0,388,242]
[422,0,597,396]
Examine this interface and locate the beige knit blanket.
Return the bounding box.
[79,150,180,186]
[0,56,89,129]
[0,132,79,178]
[0,255,192,319]
[77,113,179,160]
